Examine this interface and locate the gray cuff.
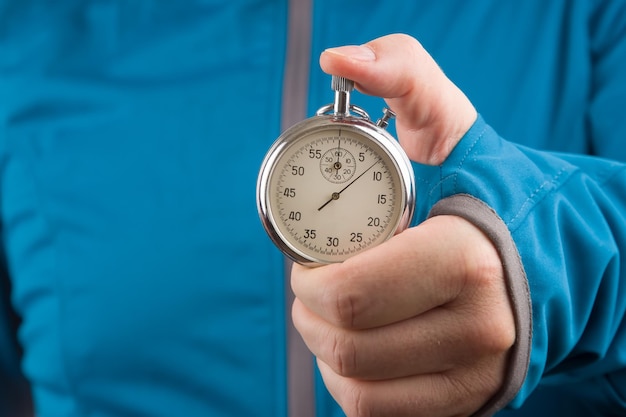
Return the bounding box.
[428,194,532,417]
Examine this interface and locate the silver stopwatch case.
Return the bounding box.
[257,76,415,265]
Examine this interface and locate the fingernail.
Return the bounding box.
[324,45,376,62]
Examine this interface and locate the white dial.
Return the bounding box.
[270,127,402,264]
[257,76,415,265]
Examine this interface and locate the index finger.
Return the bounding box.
[291,215,490,329]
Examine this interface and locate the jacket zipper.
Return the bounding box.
[281,0,315,416]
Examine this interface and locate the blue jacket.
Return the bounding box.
[1,1,625,416]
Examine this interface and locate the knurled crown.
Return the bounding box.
[331,76,354,92]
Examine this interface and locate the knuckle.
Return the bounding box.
[460,321,502,357]
[462,249,502,290]
[333,291,358,327]
[469,357,508,401]
[472,304,516,354]
[326,330,359,377]
[488,317,516,353]
[342,383,373,417]
[440,369,500,414]
[441,373,481,410]
[320,267,366,328]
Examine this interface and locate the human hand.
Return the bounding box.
[290,34,516,417]
[292,215,514,417]
[319,33,476,166]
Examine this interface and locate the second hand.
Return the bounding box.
[318,160,379,211]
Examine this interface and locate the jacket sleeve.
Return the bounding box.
[417,3,626,414]
[413,115,626,415]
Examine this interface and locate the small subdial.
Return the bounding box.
[320,147,356,183]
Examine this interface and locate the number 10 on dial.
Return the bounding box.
[257,76,415,265]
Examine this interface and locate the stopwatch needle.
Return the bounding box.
[318,161,378,211]
[334,139,341,175]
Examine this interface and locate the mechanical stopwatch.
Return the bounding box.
[257,76,415,265]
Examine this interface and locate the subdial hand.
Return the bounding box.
[318,160,379,211]
[334,139,341,175]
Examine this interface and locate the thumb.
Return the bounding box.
[319,33,477,165]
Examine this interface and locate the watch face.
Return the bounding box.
[259,118,413,265]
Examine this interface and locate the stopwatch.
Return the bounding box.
[257,76,415,265]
